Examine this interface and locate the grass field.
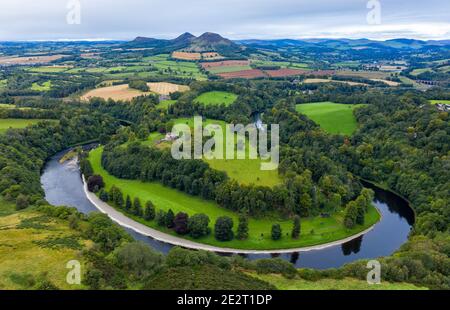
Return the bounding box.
[208,66,253,74]
[194,91,238,106]
[172,117,281,186]
[303,78,368,86]
[142,54,207,80]
[249,273,427,290]
[296,102,366,135]
[88,147,380,250]
[0,119,51,133]
[0,79,7,90]
[0,103,16,109]
[429,99,450,104]
[31,81,52,91]
[158,99,177,110]
[0,199,87,289]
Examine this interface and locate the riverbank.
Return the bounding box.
[83,175,381,254]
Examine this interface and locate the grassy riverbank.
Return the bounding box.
[88,147,380,250]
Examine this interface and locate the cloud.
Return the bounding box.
[0,0,448,40]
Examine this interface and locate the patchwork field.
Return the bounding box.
[201,60,250,69]
[172,51,201,60]
[81,82,189,101]
[217,69,267,79]
[296,102,366,136]
[89,147,380,250]
[0,119,52,133]
[31,81,52,91]
[194,91,238,106]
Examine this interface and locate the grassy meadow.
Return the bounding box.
[429,99,450,104]
[0,119,53,134]
[194,91,238,106]
[88,147,380,250]
[296,102,365,135]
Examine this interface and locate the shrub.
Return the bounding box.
[166,209,175,228]
[236,215,249,240]
[174,212,189,235]
[16,194,29,210]
[271,224,282,240]
[87,175,104,193]
[255,258,297,279]
[144,201,156,221]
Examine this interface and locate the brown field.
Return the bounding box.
[217,69,267,79]
[81,53,101,59]
[172,51,202,60]
[201,60,250,69]
[201,52,224,60]
[265,68,309,78]
[81,82,189,101]
[0,55,67,65]
[147,82,190,95]
[303,78,368,86]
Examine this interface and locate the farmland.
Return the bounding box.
[303,78,368,86]
[296,102,366,136]
[147,82,189,95]
[194,91,238,106]
[89,147,380,250]
[31,81,52,91]
[0,54,67,65]
[429,99,450,104]
[172,51,201,60]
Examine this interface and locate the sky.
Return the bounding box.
[0,0,449,41]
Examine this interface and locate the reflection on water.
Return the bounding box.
[41,150,414,270]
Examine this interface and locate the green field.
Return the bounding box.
[141,54,207,80]
[249,273,427,290]
[296,102,366,135]
[0,119,51,133]
[158,99,177,110]
[208,66,252,74]
[31,81,52,91]
[251,60,311,70]
[27,66,69,73]
[194,91,238,106]
[0,79,7,90]
[429,99,450,104]
[0,104,16,109]
[172,117,281,186]
[88,147,380,250]
[0,199,86,290]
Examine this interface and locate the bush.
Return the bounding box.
[144,201,155,221]
[129,80,149,92]
[236,215,249,240]
[188,213,210,238]
[166,209,175,228]
[255,258,297,279]
[16,194,29,210]
[214,216,234,241]
[156,210,167,227]
[99,189,109,202]
[166,247,231,270]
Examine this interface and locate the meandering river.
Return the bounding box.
[41,149,414,269]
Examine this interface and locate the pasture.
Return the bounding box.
[0,199,86,290]
[429,99,450,104]
[89,147,380,250]
[303,78,368,86]
[31,81,52,91]
[194,91,238,106]
[0,119,51,133]
[296,102,366,136]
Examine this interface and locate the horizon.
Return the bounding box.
[1,0,449,41]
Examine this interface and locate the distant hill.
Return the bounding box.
[127,32,242,55]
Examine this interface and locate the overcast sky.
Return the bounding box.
[0,0,449,41]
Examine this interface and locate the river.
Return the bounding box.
[41,149,414,269]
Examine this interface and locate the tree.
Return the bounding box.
[188,213,210,238]
[291,216,301,239]
[166,209,175,228]
[114,242,163,280]
[144,201,155,221]
[16,194,29,210]
[156,210,167,227]
[344,201,359,228]
[133,197,142,216]
[99,189,109,202]
[173,212,189,235]
[271,224,282,240]
[214,216,234,241]
[356,205,365,225]
[125,195,132,211]
[87,175,105,193]
[128,80,149,92]
[79,159,94,179]
[236,214,249,240]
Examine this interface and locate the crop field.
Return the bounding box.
[251,60,311,69]
[201,60,250,69]
[89,147,380,250]
[217,69,267,79]
[31,81,52,91]
[208,65,253,74]
[81,84,150,101]
[143,54,206,80]
[0,199,87,290]
[172,51,201,60]
[303,78,368,86]
[0,54,67,65]
[194,91,238,106]
[147,82,189,95]
[370,79,400,86]
[27,66,71,73]
[0,119,52,133]
[296,102,366,136]
[265,68,309,78]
